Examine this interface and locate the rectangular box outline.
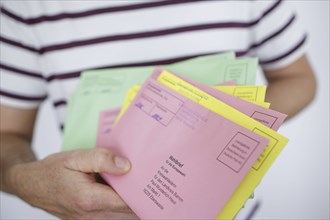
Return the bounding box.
[135,83,185,126]
[233,87,259,102]
[252,128,279,170]
[145,83,184,114]
[149,104,175,126]
[224,63,248,84]
[250,111,279,129]
[217,132,260,173]
[137,95,154,115]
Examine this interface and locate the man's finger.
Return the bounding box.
[86,184,133,213]
[63,148,131,175]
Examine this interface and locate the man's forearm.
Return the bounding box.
[0,132,36,194]
[264,55,317,120]
[265,73,316,119]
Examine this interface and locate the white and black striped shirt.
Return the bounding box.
[0,0,307,128]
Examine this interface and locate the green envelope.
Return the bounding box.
[62,52,258,151]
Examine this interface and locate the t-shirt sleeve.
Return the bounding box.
[0,3,47,109]
[250,0,308,70]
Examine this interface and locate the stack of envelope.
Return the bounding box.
[62,52,288,219]
[63,52,258,150]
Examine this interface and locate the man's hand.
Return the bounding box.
[8,147,138,219]
[264,55,317,119]
[1,105,138,219]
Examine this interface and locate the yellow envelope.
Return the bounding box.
[114,85,140,125]
[157,70,288,219]
[213,85,266,103]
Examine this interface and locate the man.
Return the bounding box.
[0,1,316,219]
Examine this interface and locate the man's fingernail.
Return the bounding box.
[114,156,130,171]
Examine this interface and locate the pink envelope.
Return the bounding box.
[96,108,121,147]
[97,78,269,219]
[152,67,287,131]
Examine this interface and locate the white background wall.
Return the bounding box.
[1,1,329,219]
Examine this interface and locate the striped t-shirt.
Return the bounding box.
[0,0,307,128]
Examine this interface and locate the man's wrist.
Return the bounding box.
[5,161,37,204]
[4,163,23,195]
